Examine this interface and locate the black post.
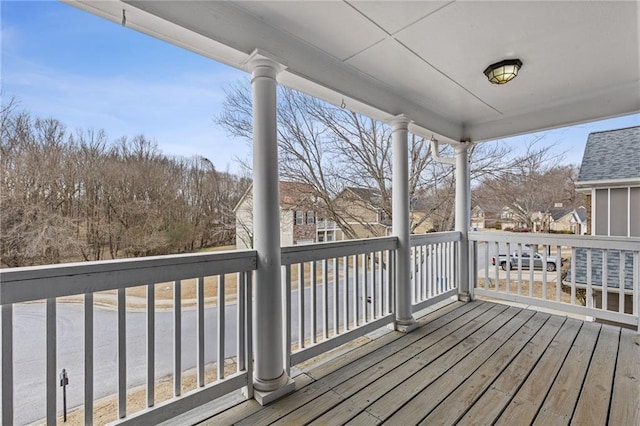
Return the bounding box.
[60,369,69,422]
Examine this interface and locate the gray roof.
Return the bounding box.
[549,207,574,221]
[577,126,640,182]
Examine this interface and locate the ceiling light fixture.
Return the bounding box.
[483,59,522,84]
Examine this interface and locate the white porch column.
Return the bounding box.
[247,51,294,403]
[391,115,417,332]
[455,142,472,301]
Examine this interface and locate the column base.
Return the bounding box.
[395,317,419,333]
[458,292,472,302]
[253,376,295,406]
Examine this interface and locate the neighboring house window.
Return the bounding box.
[295,210,304,225]
[306,211,315,224]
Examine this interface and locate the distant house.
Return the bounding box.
[471,205,485,229]
[332,187,391,239]
[470,204,501,230]
[546,205,587,235]
[571,126,640,314]
[499,206,528,231]
[234,181,337,249]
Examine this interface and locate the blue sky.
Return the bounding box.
[2,1,639,173]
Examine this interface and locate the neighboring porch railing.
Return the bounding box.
[469,231,640,329]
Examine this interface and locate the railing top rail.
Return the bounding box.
[469,231,640,251]
[0,249,257,305]
[410,231,462,246]
[281,236,398,265]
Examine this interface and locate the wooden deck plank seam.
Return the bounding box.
[604,327,621,425]
[453,315,569,426]
[306,301,482,381]
[532,322,603,424]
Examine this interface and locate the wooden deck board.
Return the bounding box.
[455,315,566,425]
[308,305,517,425]
[609,328,640,425]
[533,322,601,425]
[571,325,620,425]
[387,310,545,424]
[423,314,565,425]
[197,301,639,426]
[495,318,583,425]
[276,302,503,425]
[364,305,520,421]
[234,302,484,426]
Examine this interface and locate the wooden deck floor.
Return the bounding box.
[201,301,640,426]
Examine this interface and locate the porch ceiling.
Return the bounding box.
[67,1,640,143]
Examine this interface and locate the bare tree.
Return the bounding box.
[473,140,583,230]
[1,102,250,266]
[217,81,448,237]
[216,80,533,235]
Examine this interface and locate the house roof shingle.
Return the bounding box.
[577,126,640,183]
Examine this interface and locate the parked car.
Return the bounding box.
[491,251,560,272]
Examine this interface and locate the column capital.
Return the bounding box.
[244,49,287,76]
[390,114,411,130]
[452,140,474,154]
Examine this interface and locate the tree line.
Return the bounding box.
[2,83,584,267]
[1,100,249,267]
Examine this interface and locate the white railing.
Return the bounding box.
[410,232,461,312]
[469,231,640,329]
[281,237,397,371]
[1,234,469,424]
[0,250,256,426]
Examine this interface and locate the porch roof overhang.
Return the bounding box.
[65,0,640,144]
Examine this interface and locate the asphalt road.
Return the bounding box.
[7,277,377,425]
[9,302,239,425]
